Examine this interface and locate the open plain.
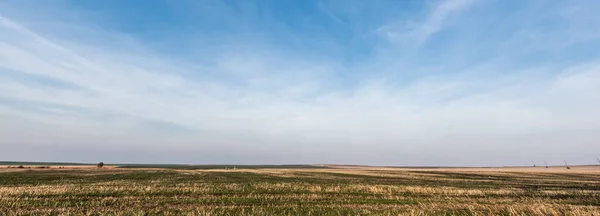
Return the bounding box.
[1,165,599,215]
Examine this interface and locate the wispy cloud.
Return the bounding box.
[377,0,475,45]
[1,0,599,165]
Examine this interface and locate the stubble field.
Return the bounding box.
[0,166,599,215]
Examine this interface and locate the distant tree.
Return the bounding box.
[97,162,104,168]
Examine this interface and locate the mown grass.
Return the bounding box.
[1,169,599,215]
[115,164,323,170]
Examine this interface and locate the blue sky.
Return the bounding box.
[1,0,600,166]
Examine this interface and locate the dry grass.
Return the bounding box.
[0,167,599,215]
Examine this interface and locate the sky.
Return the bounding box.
[1,0,599,166]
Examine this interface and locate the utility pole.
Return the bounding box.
[544,161,548,168]
[564,160,570,169]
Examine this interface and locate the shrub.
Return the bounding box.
[97,162,104,168]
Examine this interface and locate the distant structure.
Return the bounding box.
[544,161,549,168]
[97,162,104,168]
[564,160,570,169]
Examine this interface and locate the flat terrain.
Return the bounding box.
[0,166,599,215]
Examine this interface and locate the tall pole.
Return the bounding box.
[544,161,548,168]
[564,160,570,169]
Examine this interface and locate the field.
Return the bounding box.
[1,165,599,215]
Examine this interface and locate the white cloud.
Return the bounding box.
[1,1,600,166]
[377,0,475,44]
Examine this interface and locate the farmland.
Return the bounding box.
[1,166,599,215]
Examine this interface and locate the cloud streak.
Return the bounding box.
[377,0,475,45]
[1,0,599,166]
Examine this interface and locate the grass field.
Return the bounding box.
[1,166,599,215]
